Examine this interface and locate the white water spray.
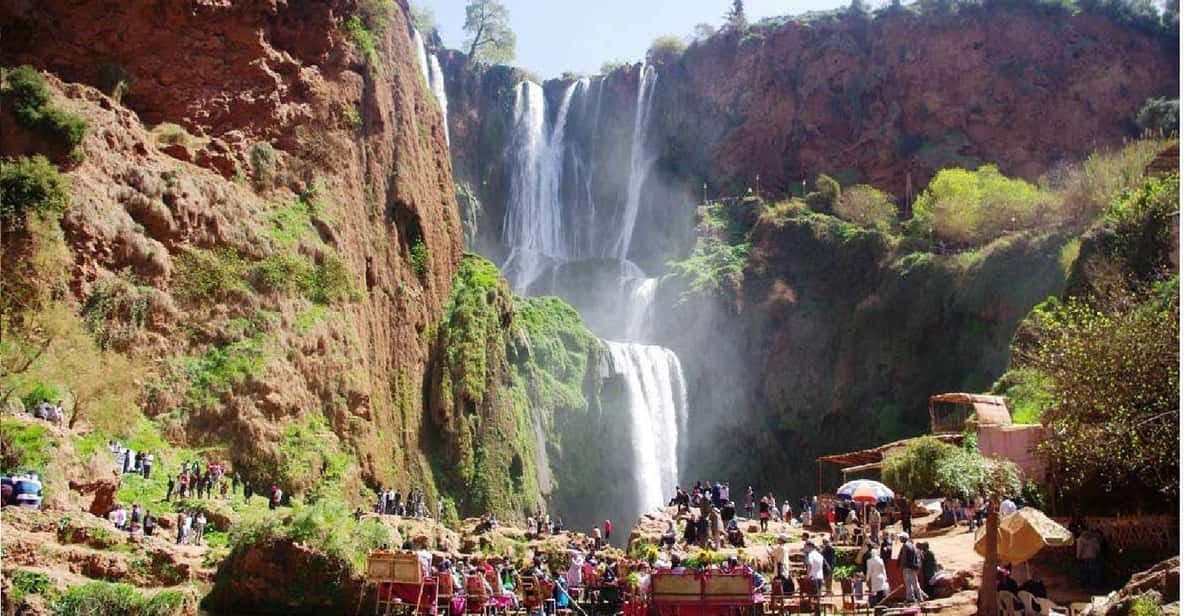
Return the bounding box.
[611,64,659,260]
[604,341,688,512]
[412,29,450,145]
[502,80,580,291]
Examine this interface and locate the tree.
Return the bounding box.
[1136,97,1179,137]
[835,184,898,231]
[725,0,748,31]
[849,0,871,18]
[805,173,841,214]
[463,0,516,64]
[646,36,687,66]
[410,2,441,48]
[936,451,1022,616]
[906,165,1056,248]
[692,22,717,43]
[881,436,961,499]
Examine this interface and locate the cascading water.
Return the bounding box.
[611,64,659,260]
[502,80,580,291]
[603,341,688,512]
[412,29,449,145]
[493,68,688,523]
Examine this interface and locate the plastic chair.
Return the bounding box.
[437,574,456,614]
[1035,597,1069,616]
[840,578,869,614]
[464,575,492,616]
[1017,590,1037,616]
[997,591,1020,616]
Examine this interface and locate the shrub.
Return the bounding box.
[153,123,195,148]
[1,65,88,152]
[907,165,1056,247]
[96,63,130,103]
[172,247,249,303]
[0,418,54,475]
[344,15,379,67]
[667,237,751,297]
[302,254,354,304]
[248,142,276,192]
[834,184,898,231]
[339,103,362,131]
[10,569,53,605]
[409,238,430,279]
[50,581,188,616]
[599,59,630,74]
[1046,138,1166,226]
[0,155,70,227]
[252,253,310,295]
[19,381,62,413]
[646,35,687,65]
[1136,98,1178,136]
[804,173,841,213]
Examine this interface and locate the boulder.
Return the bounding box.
[69,475,120,517]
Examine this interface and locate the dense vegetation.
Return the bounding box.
[1002,172,1179,510]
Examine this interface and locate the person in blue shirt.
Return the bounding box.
[554,574,570,608]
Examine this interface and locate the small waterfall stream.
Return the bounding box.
[412,30,450,145]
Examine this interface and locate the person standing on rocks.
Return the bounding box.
[194,512,207,545]
[176,511,187,545]
[603,519,612,542]
[744,486,755,519]
[758,494,771,531]
[166,475,175,502]
[144,511,156,537]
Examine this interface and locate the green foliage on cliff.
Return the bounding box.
[907,165,1057,248]
[344,16,380,68]
[0,155,70,227]
[834,184,899,231]
[647,36,687,65]
[1005,171,1179,508]
[0,65,89,155]
[0,419,54,475]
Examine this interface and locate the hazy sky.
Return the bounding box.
[415,0,852,77]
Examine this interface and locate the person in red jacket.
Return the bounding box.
[603,519,612,542]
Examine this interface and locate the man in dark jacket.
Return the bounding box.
[899,533,927,604]
[821,537,837,596]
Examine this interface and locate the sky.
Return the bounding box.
[416,0,852,78]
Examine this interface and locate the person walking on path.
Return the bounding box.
[821,537,837,597]
[806,541,825,615]
[865,546,889,606]
[899,533,927,604]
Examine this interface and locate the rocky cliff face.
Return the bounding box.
[1,0,465,502]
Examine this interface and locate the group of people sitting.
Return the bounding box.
[30,399,66,426]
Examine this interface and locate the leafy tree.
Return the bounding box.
[463,0,516,64]
[1136,97,1178,137]
[692,23,717,42]
[646,36,687,65]
[410,2,441,47]
[805,173,841,214]
[1012,282,1178,505]
[600,60,630,75]
[725,0,748,31]
[906,165,1056,248]
[834,184,898,231]
[880,436,961,499]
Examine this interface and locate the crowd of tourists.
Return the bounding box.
[375,487,434,519]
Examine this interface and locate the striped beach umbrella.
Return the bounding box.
[835,479,895,504]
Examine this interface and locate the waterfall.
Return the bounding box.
[502,80,581,291]
[611,64,659,260]
[412,29,450,145]
[622,277,658,342]
[427,54,450,145]
[604,341,688,512]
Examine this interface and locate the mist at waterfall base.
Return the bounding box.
[464,67,700,541]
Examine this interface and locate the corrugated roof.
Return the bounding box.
[930,393,1012,426]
